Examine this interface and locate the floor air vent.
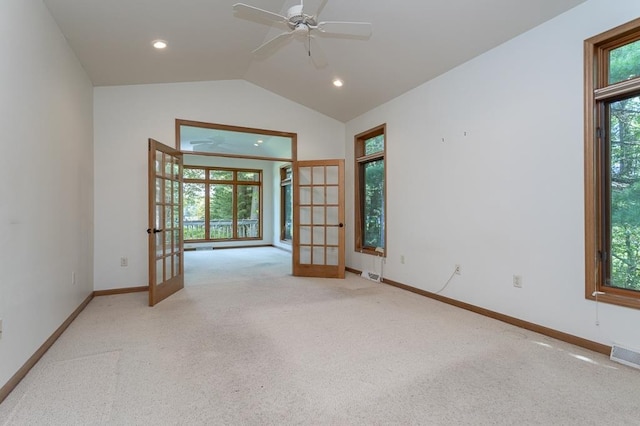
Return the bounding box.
[610,344,640,370]
[361,271,381,283]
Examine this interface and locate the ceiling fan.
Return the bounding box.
[232,0,373,68]
[188,135,238,153]
[189,135,225,146]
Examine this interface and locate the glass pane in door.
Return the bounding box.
[300,226,311,244]
[299,167,311,185]
[313,207,325,225]
[313,247,325,265]
[313,227,325,245]
[313,187,325,204]
[326,186,338,204]
[327,227,339,246]
[300,187,311,204]
[327,247,339,266]
[300,246,311,264]
[326,166,339,185]
[312,167,325,184]
[156,259,163,285]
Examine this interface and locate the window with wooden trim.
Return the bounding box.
[585,18,640,309]
[183,166,262,242]
[354,124,386,255]
[280,165,292,242]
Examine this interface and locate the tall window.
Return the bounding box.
[183,166,262,241]
[280,165,292,242]
[585,18,640,309]
[355,124,386,255]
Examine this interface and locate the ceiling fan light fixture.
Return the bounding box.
[293,23,309,35]
[233,1,372,68]
[152,40,168,49]
[333,78,344,87]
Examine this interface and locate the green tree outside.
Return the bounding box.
[607,39,640,291]
[182,167,261,240]
[363,135,385,248]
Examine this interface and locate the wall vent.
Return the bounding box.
[610,344,640,370]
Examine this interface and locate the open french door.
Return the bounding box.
[293,160,345,278]
[148,139,184,306]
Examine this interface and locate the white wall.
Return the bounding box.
[94,81,343,291]
[346,0,640,349]
[182,155,276,249]
[0,0,94,388]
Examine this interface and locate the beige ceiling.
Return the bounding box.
[42,0,586,122]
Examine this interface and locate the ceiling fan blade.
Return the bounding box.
[305,36,328,69]
[301,0,328,18]
[232,3,287,24]
[190,140,218,146]
[316,21,373,38]
[253,32,294,57]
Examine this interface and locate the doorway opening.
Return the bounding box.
[176,119,296,285]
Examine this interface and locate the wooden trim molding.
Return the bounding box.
[345,267,611,355]
[183,165,263,243]
[584,18,640,310]
[93,286,149,297]
[353,124,387,256]
[0,293,94,404]
[1,286,151,403]
[175,118,296,161]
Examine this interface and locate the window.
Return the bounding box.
[354,124,386,255]
[176,119,294,161]
[585,18,640,309]
[183,166,262,241]
[280,165,292,242]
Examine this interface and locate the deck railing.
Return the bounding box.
[184,219,259,240]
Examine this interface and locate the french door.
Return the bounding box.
[148,139,184,306]
[293,160,345,278]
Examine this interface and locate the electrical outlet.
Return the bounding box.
[400,255,405,264]
[513,275,523,288]
[455,264,461,275]
[71,271,76,285]
[120,257,128,267]
[0,318,3,339]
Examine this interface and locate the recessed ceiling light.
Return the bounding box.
[257,139,263,144]
[254,143,259,147]
[152,40,167,49]
[333,78,344,87]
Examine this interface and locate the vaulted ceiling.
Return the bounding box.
[42,0,586,122]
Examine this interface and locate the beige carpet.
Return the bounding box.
[184,246,291,286]
[1,247,639,425]
[2,351,120,425]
